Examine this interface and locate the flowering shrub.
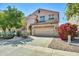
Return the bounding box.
[58,23,77,40]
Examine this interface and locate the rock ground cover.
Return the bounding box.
[48,39,79,53]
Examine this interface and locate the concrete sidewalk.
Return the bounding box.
[0,45,79,56]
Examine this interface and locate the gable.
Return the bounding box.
[32,8,59,15]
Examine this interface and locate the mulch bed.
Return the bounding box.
[48,39,79,53]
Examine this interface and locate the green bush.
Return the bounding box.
[21,30,28,38]
[16,31,21,37]
[0,31,15,39]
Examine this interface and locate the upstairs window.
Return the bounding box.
[39,16,45,22]
[49,14,54,20]
[38,10,40,13]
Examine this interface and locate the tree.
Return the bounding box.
[0,5,24,33]
[65,3,74,20]
[65,3,79,20]
[21,19,27,29]
[0,12,8,32]
[3,6,24,31]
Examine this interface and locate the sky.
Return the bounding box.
[0,3,67,24]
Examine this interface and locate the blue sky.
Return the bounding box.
[0,3,67,24]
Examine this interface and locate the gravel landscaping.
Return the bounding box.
[48,39,79,53]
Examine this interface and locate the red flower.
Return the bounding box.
[58,23,77,40]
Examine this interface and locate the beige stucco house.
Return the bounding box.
[25,8,59,37]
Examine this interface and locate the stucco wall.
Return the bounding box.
[26,9,59,26]
[33,9,59,23]
[25,9,59,36]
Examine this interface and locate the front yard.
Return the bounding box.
[0,36,79,56]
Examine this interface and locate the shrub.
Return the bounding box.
[58,23,77,40]
[16,31,21,37]
[21,30,28,38]
[0,31,15,39]
[2,32,15,39]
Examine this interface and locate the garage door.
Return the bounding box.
[32,23,59,37]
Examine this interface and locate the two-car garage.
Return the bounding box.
[31,23,59,37]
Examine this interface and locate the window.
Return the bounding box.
[49,14,54,20]
[39,16,45,22]
[38,10,40,13]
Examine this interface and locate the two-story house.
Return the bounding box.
[25,8,59,37]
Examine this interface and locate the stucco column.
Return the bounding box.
[68,35,71,44]
[27,25,30,35]
[31,25,35,36]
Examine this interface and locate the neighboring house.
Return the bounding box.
[25,8,59,37]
